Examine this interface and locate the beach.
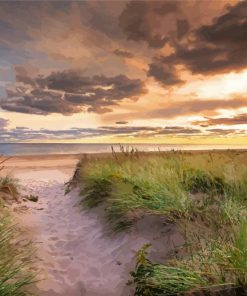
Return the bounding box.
[2,0,247,294]
[2,154,81,173]
[2,154,182,296]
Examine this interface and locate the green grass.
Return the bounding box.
[0,204,34,296]
[73,149,247,294]
[132,244,208,296]
[0,175,34,295]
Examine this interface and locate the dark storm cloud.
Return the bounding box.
[176,19,190,40]
[194,114,247,127]
[161,46,225,76]
[119,1,179,48]
[147,63,183,86]
[1,70,147,115]
[191,1,247,74]
[37,70,94,93]
[148,1,247,85]
[1,89,81,115]
[113,49,134,58]
[39,71,147,102]
[197,1,247,46]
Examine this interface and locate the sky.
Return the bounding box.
[1,0,247,144]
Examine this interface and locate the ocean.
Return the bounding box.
[0,143,246,156]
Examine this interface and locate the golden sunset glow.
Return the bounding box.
[0,0,247,144]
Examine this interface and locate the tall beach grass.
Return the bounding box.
[0,160,34,296]
[73,148,247,295]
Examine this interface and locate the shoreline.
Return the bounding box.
[0,148,247,167]
[2,154,81,167]
[1,143,247,159]
[1,154,80,177]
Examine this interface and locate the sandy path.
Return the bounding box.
[5,156,182,296]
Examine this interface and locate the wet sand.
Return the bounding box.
[2,155,183,296]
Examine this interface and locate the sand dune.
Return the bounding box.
[3,155,182,296]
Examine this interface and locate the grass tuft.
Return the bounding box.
[0,206,34,295]
[0,176,19,202]
[73,149,247,295]
[0,165,34,295]
[132,244,207,296]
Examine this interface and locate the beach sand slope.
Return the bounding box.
[3,155,182,296]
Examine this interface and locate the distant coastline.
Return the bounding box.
[1,142,247,156]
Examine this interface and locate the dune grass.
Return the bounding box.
[0,174,34,295]
[0,208,34,296]
[0,176,20,201]
[73,148,247,295]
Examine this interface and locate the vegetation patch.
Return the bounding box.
[0,207,34,296]
[0,176,20,203]
[73,149,247,295]
[0,158,34,295]
[132,244,207,296]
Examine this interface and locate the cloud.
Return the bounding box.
[197,2,247,46]
[0,67,15,82]
[147,63,183,86]
[192,1,247,74]
[194,114,247,127]
[113,49,134,58]
[2,123,246,142]
[1,89,81,115]
[176,19,190,40]
[0,1,139,82]
[148,1,247,85]
[1,0,246,139]
[119,1,181,48]
[0,118,8,130]
[156,127,201,135]
[15,66,36,86]
[102,126,202,137]
[116,121,128,124]
[105,96,247,123]
[206,128,244,135]
[147,98,247,119]
[119,0,230,49]
[1,69,147,115]
[0,125,203,142]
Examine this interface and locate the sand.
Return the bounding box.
[2,155,183,296]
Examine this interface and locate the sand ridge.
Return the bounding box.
[3,156,182,296]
